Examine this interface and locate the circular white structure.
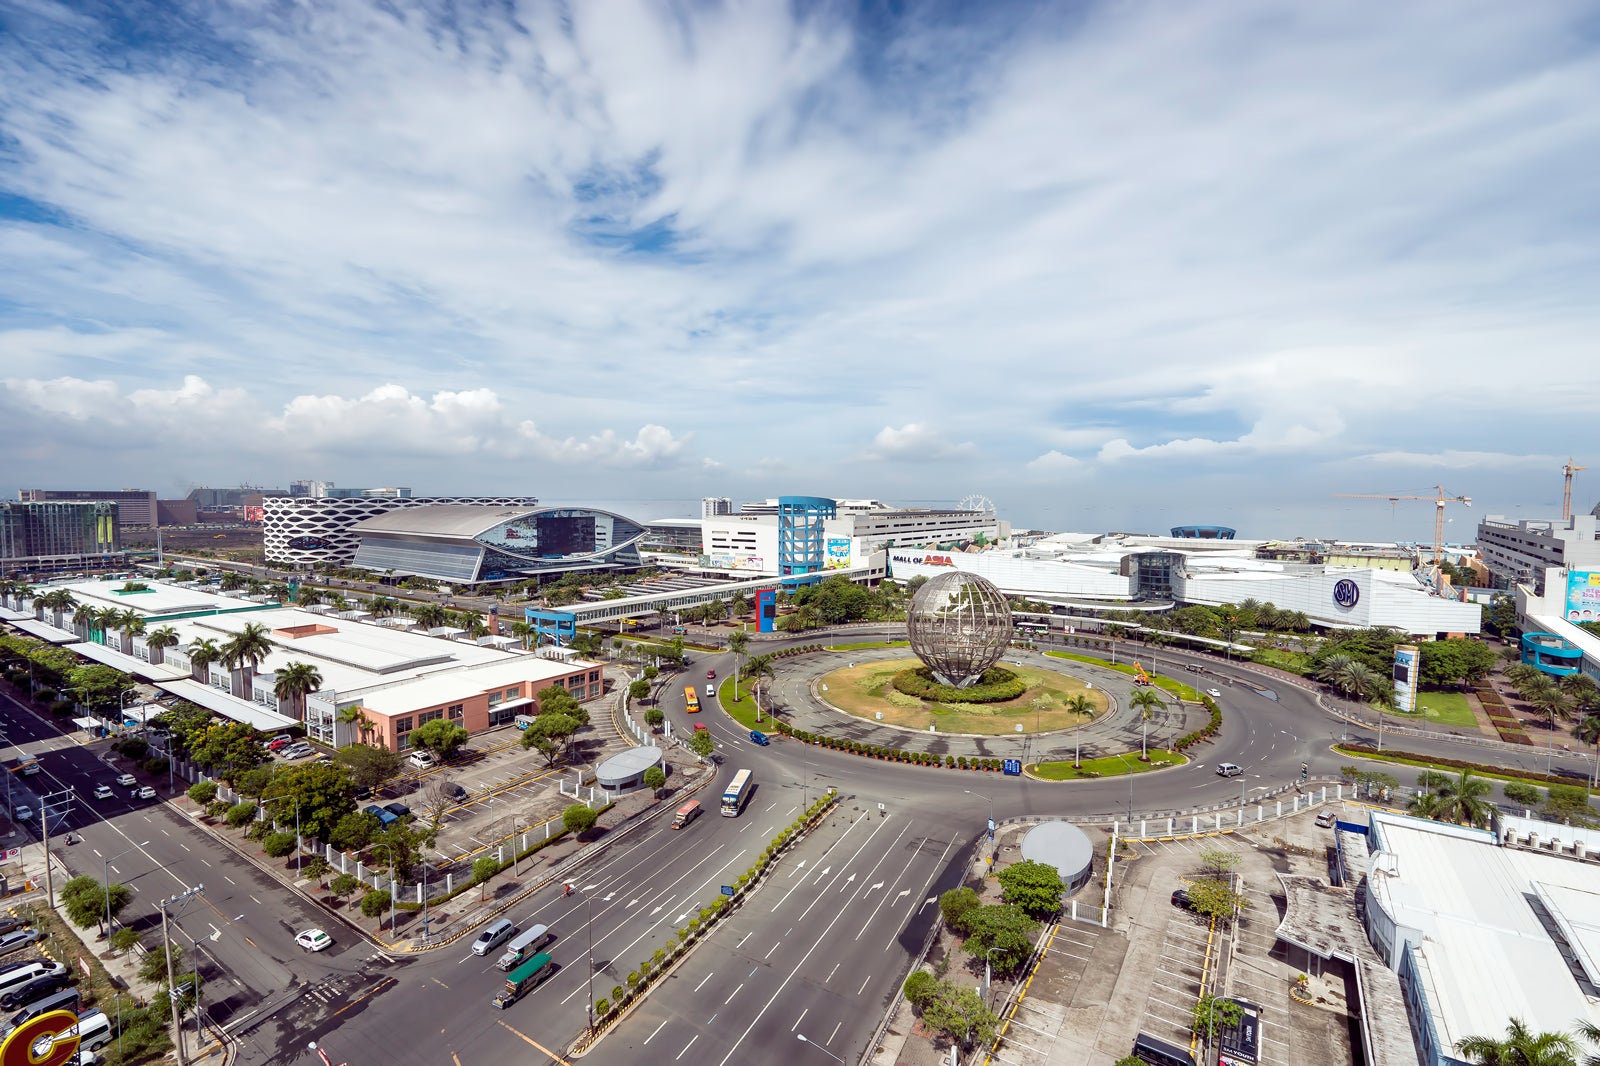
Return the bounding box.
[1020,821,1095,895]
[906,571,1014,688]
[596,746,664,791]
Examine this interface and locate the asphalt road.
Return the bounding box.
[0,684,387,1058]
[8,631,1595,1066]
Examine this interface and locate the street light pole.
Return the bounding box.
[796,1033,847,1064]
[585,889,595,1031]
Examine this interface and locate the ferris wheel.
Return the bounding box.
[958,494,995,513]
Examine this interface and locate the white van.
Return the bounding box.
[471,918,516,956]
[495,924,553,971]
[408,751,435,770]
[71,1008,113,1054]
[0,961,62,998]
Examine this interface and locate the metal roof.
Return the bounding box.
[350,504,541,540]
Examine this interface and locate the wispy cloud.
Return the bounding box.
[1,1,1597,532]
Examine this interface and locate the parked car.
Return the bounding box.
[267,737,293,751]
[1206,688,1222,698]
[383,802,410,819]
[1171,888,1193,910]
[294,929,333,953]
[446,783,468,801]
[11,807,32,822]
[92,785,114,801]
[114,774,136,787]
[0,919,26,939]
[0,930,43,956]
[0,973,70,1009]
[282,747,313,761]
[408,751,435,770]
[363,805,399,828]
[1315,809,1338,828]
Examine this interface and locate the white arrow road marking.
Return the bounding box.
[676,912,690,923]
[895,889,911,901]
[628,898,640,908]
[920,896,937,911]
[208,924,222,942]
[812,866,831,883]
[790,860,807,876]
[603,892,616,902]
[866,881,884,893]
[841,874,857,891]
[651,903,666,916]
[583,883,599,891]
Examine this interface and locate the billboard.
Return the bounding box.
[1565,570,1600,624]
[705,553,765,572]
[1393,644,1418,714]
[824,538,852,570]
[243,505,264,523]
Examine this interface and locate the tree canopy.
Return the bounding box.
[262,761,357,843]
[996,860,1064,919]
[409,719,469,760]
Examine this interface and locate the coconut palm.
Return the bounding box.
[272,661,324,722]
[1340,662,1387,703]
[1065,693,1095,768]
[413,603,448,630]
[1316,653,1357,700]
[510,620,538,650]
[1455,1017,1580,1065]
[186,638,222,683]
[219,571,245,592]
[366,596,397,618]
[1428,769,1495,828]
[39,588,77,627]
[1573,1019,1600,1066]
[295,586,322,607]
[119,613,147,654]
[728,629,750,688]
[1130,688,1165,761]
[91,607,120,644]
[145,626,181,665]
[464,617,489,640]
[71,603,99,640]
[220,622,274,679]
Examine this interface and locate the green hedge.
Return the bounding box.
[1171,696,1223,751]
[1336,743,1590,788]
[891,666,1025,704]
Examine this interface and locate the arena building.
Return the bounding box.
[349,504,645,584]
[262,494,539,568]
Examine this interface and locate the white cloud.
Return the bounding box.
[0,2,1598,533]
[1355,450,1555,471]
[868,423,975,462]
[1025,450,1085,473]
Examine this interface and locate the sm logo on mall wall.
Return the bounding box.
[1332,578,1360,609]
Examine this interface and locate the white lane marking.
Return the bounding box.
[676,1035,699,1061]
[792,1007,808,1032]
[826,963,840,983]
[724,983,743,1005]
[224,876,236,885]
[643,1018,669,1045]
[694,971,715,992]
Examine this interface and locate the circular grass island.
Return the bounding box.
[819,658,1109,736]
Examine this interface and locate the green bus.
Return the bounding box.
[492,952,554,1009]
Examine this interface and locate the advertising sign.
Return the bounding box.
[1565,570,1600,624]
[824,538,852,570]
[706,554,765,572]
[755,588,777,633]
[243,505,264,523]
[1,1009,81,1066]
[1393,644,1418,714]
[1332,577,1360,610]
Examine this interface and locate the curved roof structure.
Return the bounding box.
[351,504,646,583]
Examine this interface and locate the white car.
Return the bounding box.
[1207,688,1221,698]
[295,929,333,953]
[115,773,136,787]
[135,786,157,800]
[12,806,33,821]
[93,785,114,800]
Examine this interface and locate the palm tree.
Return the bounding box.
[187,638,222,683]
[295,586,322,607]
[1572,1019,1600,1066]
[1431,769,1495,828]
[366,596,397,618]
[272,661,324,722]
[744,653,776,722]
[145,626,180,665]
[71,603,98,640]
[1065,693,1095,767]
[464,617,489,640]
[1130,689,1165,761]
[1316,653,1357,702]
[39,588,77,627]
[1341,662,1387,703]
[91,607,120,644]
[220,614,273,697]
[1456,1017,1580,1065]
[413,603,448,630]
[335,704,375,746]
[219,571,245,592]
[510,620,538,650]
[728,630,750,689]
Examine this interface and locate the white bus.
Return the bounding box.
[720,769,753,817]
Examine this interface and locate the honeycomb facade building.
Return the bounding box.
[263,495,539,568]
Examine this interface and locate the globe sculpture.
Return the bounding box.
[905,571,1014,688]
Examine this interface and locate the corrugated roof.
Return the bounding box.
[350,504,540,539]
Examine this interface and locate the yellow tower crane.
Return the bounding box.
[1331,484,1472,566]
[1562,458,1588,521]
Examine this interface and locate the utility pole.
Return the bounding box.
[159,884,204,1066]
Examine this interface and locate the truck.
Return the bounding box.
[491,952,554,1009]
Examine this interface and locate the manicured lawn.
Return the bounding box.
[1044,650,1202,702]
[819,658,1108,735]
[1383,691,1479,729]
[720,677,781,731]
[825,640,910,651]
[1030,750,1185,780]
[1330,744,1580,789]
[1251,648,1311,675]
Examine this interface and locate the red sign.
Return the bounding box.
[924,554,955,567]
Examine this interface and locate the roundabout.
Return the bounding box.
[816,657,1110,737]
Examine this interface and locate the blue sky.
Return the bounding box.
[2,0,1599,540]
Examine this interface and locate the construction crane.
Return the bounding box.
[1562,458,1588,521]
[1332,484,1472,566]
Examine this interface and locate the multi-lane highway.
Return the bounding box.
[6,630,1595,1066]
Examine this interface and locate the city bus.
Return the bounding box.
[721,769,753,817]
[684,686,700,713]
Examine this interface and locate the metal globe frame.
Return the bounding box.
[905,571,1014,688]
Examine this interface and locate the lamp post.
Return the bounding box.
[796,1034,847,1064]
[102,840,150,936]
[159,884,204,1066]
[1116,754,1136,824]
[584,887,596,1031]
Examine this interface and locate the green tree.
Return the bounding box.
[185,637,223,682]
[920,980,1000,1046]
[272,661,324,720]
[472,856,502,896]
[186,781,219,804]
[334,744,401,791]
[1191,994,1245,1039]
[329,873,362,904]
[138,941,184,986]
[996,860,1064,919]
[262,831,298,858]
[261,761,357,843]
[65,663,132,716]
[902,969,938,1009]
[220,621,275,680]
[643,765,666,796]
[1426,769,1496,828]
[520,712,581,765]
[110,926,142,953]
[1455,1018,1580,1066]
[62,875,131,935]
[410,719,470,761]
[190,721,269,784]
[1129,688,1165,760]
[1184,878,1250,925]
[145,625,182,663]
[628,679,651,704]
[361,889,392,919]
[644,708,666,731]
[688,728,716,759]
[939,886,981,932]
[563,804,599,836]
[536,685,589,727]
[226,801,258,829]
[728,629,750,687]
[960,904,1038,975]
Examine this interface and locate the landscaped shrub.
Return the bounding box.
[187,781,218,804]
[892,666,1026,704]
[1503,781,1544,806]
[226,802,258,829]
[262,831,297,858]
[595,997,610,1017]
[142,757,169,776]
[205,799,231,820]
[903,969,938,1008]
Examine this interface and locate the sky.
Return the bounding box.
[2,0,1599,541]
